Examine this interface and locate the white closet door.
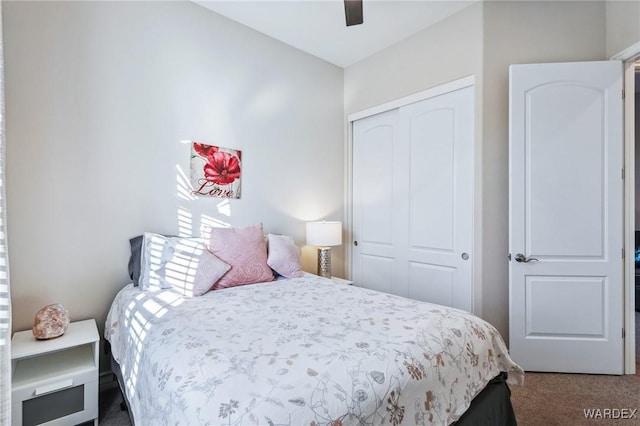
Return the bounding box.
[401,86,474,311]
[352,85,474,312]
[352,109,403,295]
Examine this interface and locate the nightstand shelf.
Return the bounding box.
[11,319,99,426]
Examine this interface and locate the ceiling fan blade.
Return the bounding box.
[344,0,363,26]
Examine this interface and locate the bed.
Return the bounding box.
[105,272,523,425]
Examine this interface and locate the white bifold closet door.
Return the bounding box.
[352,85,474,312]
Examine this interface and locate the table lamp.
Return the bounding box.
[306,221,342,278]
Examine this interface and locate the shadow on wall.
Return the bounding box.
[176,140,232,238]
[176,161,231,238]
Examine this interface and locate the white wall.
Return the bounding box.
[344,2,484,115]
[345,1,606,339]
[4,1,344,344]
[606,0,640,58]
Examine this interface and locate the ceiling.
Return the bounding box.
[193,0,476,68]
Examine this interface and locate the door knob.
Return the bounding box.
[514,253,539,263]
[354,241,358,246]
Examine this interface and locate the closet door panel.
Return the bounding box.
[352,109,405,295]
[408,261,455,307]
[401,86,474,311]
[408,108,455,252]
[360,255,394,294]
[356,124,394,246]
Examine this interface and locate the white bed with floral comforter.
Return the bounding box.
[105,274,523,426]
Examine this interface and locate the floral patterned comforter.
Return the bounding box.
[105,274,523,426]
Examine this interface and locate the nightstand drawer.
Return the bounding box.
[12,378,98,426]
[12,366,97,402]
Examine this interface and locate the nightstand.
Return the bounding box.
[11,319,99,426]
[331,276,353,285]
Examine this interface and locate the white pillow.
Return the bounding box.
[267,234,303,279]
[140,232,230,297]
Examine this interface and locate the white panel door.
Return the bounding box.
[352,85,474,312]
[509,61,623,374]
[352,109,402,295]
[400,86,474,311]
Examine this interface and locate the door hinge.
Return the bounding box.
[622,247,625,259]
[622,328,625,339]
[622,89,625,100]
[622,168,625,180]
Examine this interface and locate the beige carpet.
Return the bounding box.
[511,373,640,425]
[510,313,640,426]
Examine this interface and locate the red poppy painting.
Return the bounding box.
[190,142,242,199]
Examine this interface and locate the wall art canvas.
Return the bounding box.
[190,142,242,199]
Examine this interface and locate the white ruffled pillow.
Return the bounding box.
[139,232,230,297]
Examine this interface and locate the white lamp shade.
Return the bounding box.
[306,221,342,247]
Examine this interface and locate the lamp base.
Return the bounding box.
[317,247,332,279]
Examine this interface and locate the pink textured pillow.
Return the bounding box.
[267,234,303,278]
[208,224,274,290]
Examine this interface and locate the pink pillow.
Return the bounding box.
[188,249,231,296]
[208,224,274,290]
[267,234,303,278]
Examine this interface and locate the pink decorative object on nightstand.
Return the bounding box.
[32,303,70,340]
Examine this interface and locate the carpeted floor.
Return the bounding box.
[510,312,640,426]
[98,313,640,425]
[96,386,131,426]
[511,312,640,426]
[510,373,640,425]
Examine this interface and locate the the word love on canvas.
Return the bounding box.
[190,142,242,199]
